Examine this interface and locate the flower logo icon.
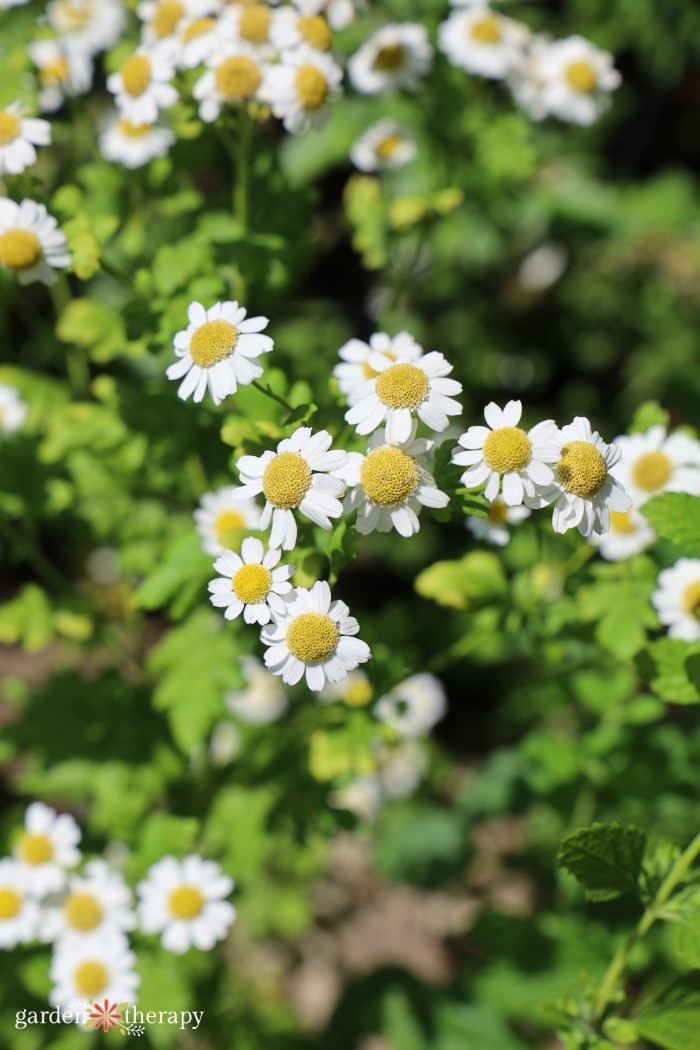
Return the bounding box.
[87,1000,125,1033]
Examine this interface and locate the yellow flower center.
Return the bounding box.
[631,450,672,493]
[298,14,332,50]
[482,427,531,473]
[0,887,22,920]
[557,440,607,498]
[121,55,151,97]
[182,15,215,41]
[470,13,502,44]
[375,363,429,410]
[287,612,339,663]
[239,3,271,43]
[346,676,372,706]
[487,498,509,525]
[360,446,420,508]
[189,319,239,367]
[215,56,262,102]
[683,580,700,617]
[609,510,636,534]
[232,562,272,603]
[373,44,406,72]
[376,134,403,159]
[169,884,205,919]
[74,961,108,997]
[39,57,69,85]
[362,349,396,381]
[18,832,54,865]
[262,451,312,509]
[153,0,183,36]
[0,111,20,146]
[63,892,103,932]
[565,60,597,94]
[214,509,246,547]
[296,65,328,110]
[0,230,42,272]
[118,120,152,138]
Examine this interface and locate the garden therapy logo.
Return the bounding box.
[80,999,205,1034]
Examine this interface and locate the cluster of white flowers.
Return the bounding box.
[0,197,71,287]
[0,803,236,1010]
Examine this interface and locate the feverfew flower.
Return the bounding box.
[0,859,40,947]
[106,46,178,125]
[194,487,261,556]
[270,8,334,54]
[345,350,462,443]
[137,0,210,45]
[319,669,373,706]
[49,930,139,1008]
[452,400,559,506]
[0,384,28,433]
[166,300,273,405]
[610,425,700,508]
[261,580,371,691]
[137,855,236,954]
[292,0,359,31]
[13,802,81,898]
[208,537,294,625]
[333,330,422,402]
[350,118,416,173]
[329,775,382,820]
[467,498,530,546]
[41,860,136,943]
[348,23,433,95]
[377,740,426,800]
[47,0,126,55]
[225,654,288,724]
[438,6,529,80]
[525,34,621,126]
[193,47,269,121]
[28,40,93,113]
[233,427,348,551]
[263,46,343,133]
[343,423,449,538]
[177,14,222,68]
[0,103,50,176]
[589,508,655,562]
[0,198,71,286]
[374,673,447,737]
[99,116,175,168]
[223,1,278,51]
[652,559,700,642]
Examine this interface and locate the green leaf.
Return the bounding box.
[642,493,700,553]
[577,560,658,659]
[56,299,126,363]
[133,532,212,618]
[629,401,670,434]
[557,822,647,901]
[636,975,700,1050]
[415,551,507,610]
[638,638,700,705]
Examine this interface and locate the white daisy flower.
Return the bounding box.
[208,536,294,624]
[589,508,655,561]
[137,0,211,45]
[0,103,51,176]
[47,0,127,55]
[222,1,278,52]
[345,348,463,444]
[291,0,360,31]
[99,115,175,168]
[177,13,222,68]
[438,6,529,80]
[137,854,236,954]
[28,39,93,113]
[347,23,433,95]
[376,739,426,799]
[319,668,373,706]
[106,46,178,125]
[13,803,81,899]
[225,654,288,724]
[610,425,700,508]
[270,7,333,54]
[0,858,40,947]
[652,559,700,643]
[166,299,273,405]
[209,720,243,765]
[194,487,261,556]
[261,580,371,691]
[452,400,559,506]
[333,330,422,403]
[329,775,382,820]
[193,46,270,121]
[524,34,621,126]
[350,118,416,173]
[49,930,139,1008]
[374,673,447,738]
[233,427,348,551]
[40,860,136,943]
[0,198,71,287]
[0,384,28,433]
[343,422,449,538]
[262,45,343,133]
[467,498,530,547]
[528,416,633,537]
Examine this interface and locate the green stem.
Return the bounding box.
[251,378,294,413]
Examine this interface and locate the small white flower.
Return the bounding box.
[610,425,700,508]
[166,299,273,405]
[350,118,416,173]
[270,7,334,54]
[209,721,243,766]
[193,46,270,121]
[0,103,50,176]
[333,330,422,402]
[517,242,568,292]
[653,559,700,642]
[99,115,175,168]
[194,487,261,556]
[329,775,382,820]
[137,0,211,45]
[208,536,294,624]
[319,668,373,706]
[47,0,127,55]
[261,580,371,691]
[0,858,40,947]
[225,654,288,724]
[40,860,136,943]
[137,854,236,954]
[233,426,348,550]
[374,673,447,737]
[106,45,178,125]
[345,348,462,443]
[291,0,360,31]
[348,23,433,95]
[0,198,71,286]
[467,498,530,546]
[13,802,81,898]
[589,508,655,561]
[28,39,93,113]
[262,45,343,133]
[520,34,621,126]
[222,1,278,53]
[438,6,529,80]
[452,400,559,506]
[49,930,139,1008]
[177,13,222,68]
[528,416,632,537]
[343,422,449,538]
[376,739,426,799]
[0,384,28,433]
